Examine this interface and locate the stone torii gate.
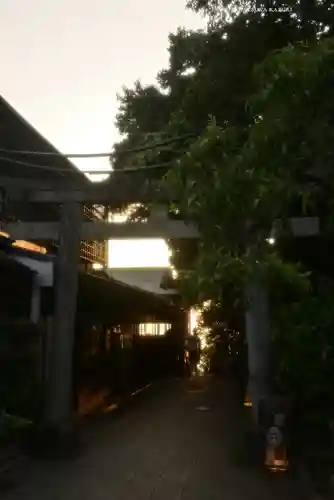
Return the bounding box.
[0,175,320,431]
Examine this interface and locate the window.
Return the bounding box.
[138,323,171,336]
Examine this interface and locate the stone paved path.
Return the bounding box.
[3,376,298,500]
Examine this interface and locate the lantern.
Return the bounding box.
[265,413,289,472]
[244,383,252,408]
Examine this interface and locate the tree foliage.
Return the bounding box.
[273,291,334,425]
[109,1,334,432]
[188,0,334,39]
[112,1,334,315]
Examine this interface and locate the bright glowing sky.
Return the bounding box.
[0,0,205,268]
[108,239,170,268]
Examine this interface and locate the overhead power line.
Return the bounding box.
[0,155,111,175]
[0,132,197,159]
[0,155,176,175]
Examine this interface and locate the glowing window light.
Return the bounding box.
[138,323,171,336]
[0,232,47,254]
[189,308,201,335]
[13,240,47,254]
[92,262,104,270]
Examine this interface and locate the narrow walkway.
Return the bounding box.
[4,377,297,500]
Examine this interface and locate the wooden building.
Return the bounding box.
[0,94,107,268]
[0,234,186,418]
[0,99,187,419]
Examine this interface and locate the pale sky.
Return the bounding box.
[0,0,205,268]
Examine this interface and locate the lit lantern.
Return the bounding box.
[265,413,289,472]
[244,383,252,408]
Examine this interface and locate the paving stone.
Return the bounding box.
[2,376,297,500]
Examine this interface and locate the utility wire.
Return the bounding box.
[0,155,176,175]
[0,132,197,159]
[0,155,111,174]
[0,155,87,174]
